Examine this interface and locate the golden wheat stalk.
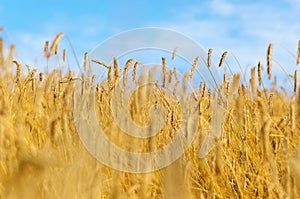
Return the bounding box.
[91,74,96,86]
[190,56,199,79]
[80,73,85,95]
[13,60,21,83]
[261,118,272,161]
[113,57,120,83]
[297,40,300,65]
[124,59,133,86]
[225,81,230,99]
[183,72,189,93]
[219,51,227,67]
[132,61,139,82]
[269,93,274,115]
[215,143,223,176]
[39,72,43,82]
[25,64,31,74]
[83,52,88,72]
[0,38,3,65]
[223,73,226,84]
[173,81,179,95]
[172,47,178,60]
[49,32,64,57]
[32,78,36,95]
[267,43,273,80]
[199,82,203,97]
[162,57,167,87]
[167,70,173,85]
[258,61,263,86]
[230,73,240,96]
[272,76,278,90]
[29,69,37,78]
[223,73,229,99]
[91,59,112,84]
[202,82,207,97]
[6,45,15,70]
[67,69,72,80]
[290,97,296,136]
[91,59,109,68]
[155,82,171,111]
[62,49,66,62]
[173,67,178,81]
[207,48,212,67]
[107,66,113,85]
[44,41,49,59]
[250,67,257,98]
[294,69,298,93]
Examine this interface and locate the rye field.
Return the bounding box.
[0,30,300,198]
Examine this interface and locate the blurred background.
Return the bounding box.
[0,0,299,87]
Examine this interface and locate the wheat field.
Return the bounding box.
[0,31,299,198]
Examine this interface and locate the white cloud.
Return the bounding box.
[9,14,109,72]
[210,0,235,16]
[285,0,300,11]
[13,33,52,65]
[156,0,299,81]
[5,0,299,86]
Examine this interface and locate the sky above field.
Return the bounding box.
[0,0,299,85]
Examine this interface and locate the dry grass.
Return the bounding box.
[0,32,299,199]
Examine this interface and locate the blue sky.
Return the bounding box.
[0,0,299,86]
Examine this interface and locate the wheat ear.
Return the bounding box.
[49,32,64,57]
[219,51,227,67]
[267,43,273,80]
[207,48,212,67]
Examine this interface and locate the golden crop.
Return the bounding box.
[0,31,299,198]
